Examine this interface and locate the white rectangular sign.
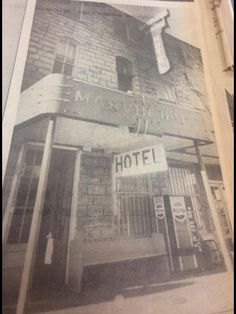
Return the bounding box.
[114,144,168,177]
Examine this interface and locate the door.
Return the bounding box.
[32,149,75,289]
[210,181,233,258]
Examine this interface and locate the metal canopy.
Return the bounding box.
[14,115,219,165]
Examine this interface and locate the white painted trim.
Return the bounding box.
[26,141,80,151]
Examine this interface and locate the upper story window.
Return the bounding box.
[116,56,133,93]
[157,81,177,103]
[52,39,76,76]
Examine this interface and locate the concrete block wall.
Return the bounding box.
[21,0,208,112]
[76,152,113,241]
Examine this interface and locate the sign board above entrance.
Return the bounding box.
[17,74,214,143]
[114,144,168,177]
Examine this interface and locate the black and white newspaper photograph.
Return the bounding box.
[2,0,234,314]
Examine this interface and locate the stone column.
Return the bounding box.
[146,10,170,75]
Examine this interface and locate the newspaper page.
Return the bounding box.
[2,1,234,314]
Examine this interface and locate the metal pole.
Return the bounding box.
[16,118,56,314]
[194,140,232,272]
[111,156,119,236]
[2,143,25,251]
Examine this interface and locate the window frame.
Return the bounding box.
[157,80,177,103]
[52,38,77,76]
[116,56,134,93]
[7,145,44,244]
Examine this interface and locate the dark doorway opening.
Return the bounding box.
[31,148,75,293]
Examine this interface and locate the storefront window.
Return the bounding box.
[7,149,43,244]
[116,175,156,237]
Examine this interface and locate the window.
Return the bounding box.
[52,39,76,76]
[116,175,157,238]
[116,56,133,93]
[157,81,177,103]
[7,149,43,244]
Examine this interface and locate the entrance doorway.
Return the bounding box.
[4,146,75,302]
[32,148,75,290]
[209,181,233,259]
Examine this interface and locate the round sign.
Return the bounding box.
[172,201,187,223]
[155,204,165,219]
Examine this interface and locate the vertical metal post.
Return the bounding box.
[16,118,56,314]
[194,140,232,272]
[2,143,25,251]
[65,149,81,284]
[111,156,120,236]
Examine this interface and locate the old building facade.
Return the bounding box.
[2,1,233,312]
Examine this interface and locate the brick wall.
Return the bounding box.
[21,0,209,112]
[77,152,113,241]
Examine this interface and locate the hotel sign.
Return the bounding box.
[114,144,168,177]
[17,74,214,143]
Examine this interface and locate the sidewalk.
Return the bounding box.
[35,272,233,314]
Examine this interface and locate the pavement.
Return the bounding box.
[34,271,233,314]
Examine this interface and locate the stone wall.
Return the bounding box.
[77,152,113,241]
[21,0,208,112]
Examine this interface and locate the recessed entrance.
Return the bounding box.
[31,148,75,291]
